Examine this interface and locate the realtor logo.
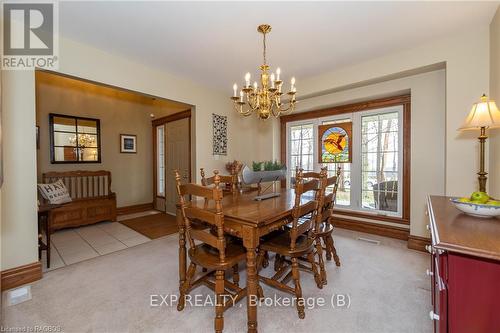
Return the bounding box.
[2,1,58,70]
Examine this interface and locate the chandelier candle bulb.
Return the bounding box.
[276,67,281,81]
[245,73,251,87]
[270,73,275,88]
[233,84,237,97]
[240,90,244,102]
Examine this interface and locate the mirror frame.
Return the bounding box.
[49,113,102,164]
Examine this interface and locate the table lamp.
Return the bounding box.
[460,94,500,192]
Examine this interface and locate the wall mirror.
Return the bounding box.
[49,113,101,163]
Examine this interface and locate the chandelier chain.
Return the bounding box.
[263,32,267,65]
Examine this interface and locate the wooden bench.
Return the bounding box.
[42,170,117,231]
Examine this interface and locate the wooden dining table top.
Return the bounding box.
[189,188,312,226]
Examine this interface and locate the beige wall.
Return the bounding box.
[0,20,496,271]
[257,26,491,238]
[35,74,183,207]
[296,26,490,198]
[1,70,38,271]
[290,70,446,238]
[1,36,260,271]
[490,6,500,198]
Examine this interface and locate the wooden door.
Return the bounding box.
[165,117,190,214]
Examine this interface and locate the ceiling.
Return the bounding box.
[36,70,191,117]
[59,1,499,92]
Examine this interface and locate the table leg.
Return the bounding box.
[176,207,186,295]
[243,226,258,333]
[45,214,51,268]
[37,213,42,261]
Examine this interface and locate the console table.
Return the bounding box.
[38,203,62,268]
[426,195,500,333]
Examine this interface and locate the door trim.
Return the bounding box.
[152,109,192,210]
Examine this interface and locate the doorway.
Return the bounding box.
[153,110,191,214]
[35,70,193,271]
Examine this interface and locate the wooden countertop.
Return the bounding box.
[428,195,500,261]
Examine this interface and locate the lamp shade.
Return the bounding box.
[460,94,500,130]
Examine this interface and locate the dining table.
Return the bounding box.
[176,187,303,333]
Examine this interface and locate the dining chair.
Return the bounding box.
[256,169,321,319]
[174,170,247,333]
[199,167,241,272]
[298,168,330,286]
[319,166,342,268]
[201,167,237,193]
[273,168,328,284]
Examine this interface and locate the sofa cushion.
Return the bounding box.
[38,179,72,205]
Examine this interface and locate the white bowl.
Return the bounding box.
[450,198,500,218]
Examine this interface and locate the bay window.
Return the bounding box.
[282,95,409,223]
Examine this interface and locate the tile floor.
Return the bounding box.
[41,211,161,272]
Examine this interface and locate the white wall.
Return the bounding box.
[490,7,500,198]
[1,36,259,270]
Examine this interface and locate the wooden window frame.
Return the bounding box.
[280,94,411,225]
[155,125,166,198]
[152,109,192,202]
[49,113,102,164]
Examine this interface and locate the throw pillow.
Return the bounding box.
[38,179,72,204]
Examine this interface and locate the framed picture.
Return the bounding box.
[318,122,352,163]
[120,134,137,153]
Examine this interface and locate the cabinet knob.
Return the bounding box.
[429,311,440,321]
[425,245,433,254]
[426,224,430,230]
[426,269,434,276]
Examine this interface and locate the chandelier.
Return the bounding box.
[69,134,96,148]
[231,24,297,120]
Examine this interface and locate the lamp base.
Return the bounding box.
[477,126,487,193]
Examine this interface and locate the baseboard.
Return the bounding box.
[117,202,154,216]
[1,262,42,291]
[332,217,409,240]
[407,235,431,253]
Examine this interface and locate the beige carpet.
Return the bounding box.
[1,229,431,333]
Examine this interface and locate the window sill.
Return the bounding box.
[333,208,409,225]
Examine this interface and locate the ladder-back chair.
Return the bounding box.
[201,167,237,193]
[256,169,321,319]
[318,166,342,267]
[175,170,246,333]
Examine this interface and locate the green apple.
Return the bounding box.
[458,197,471,203]
[470,191,490,204]
[486,200,500,206]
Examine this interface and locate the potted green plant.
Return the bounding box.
[242,160,286,185]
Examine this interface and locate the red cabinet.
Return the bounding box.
[427,196,500,333]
